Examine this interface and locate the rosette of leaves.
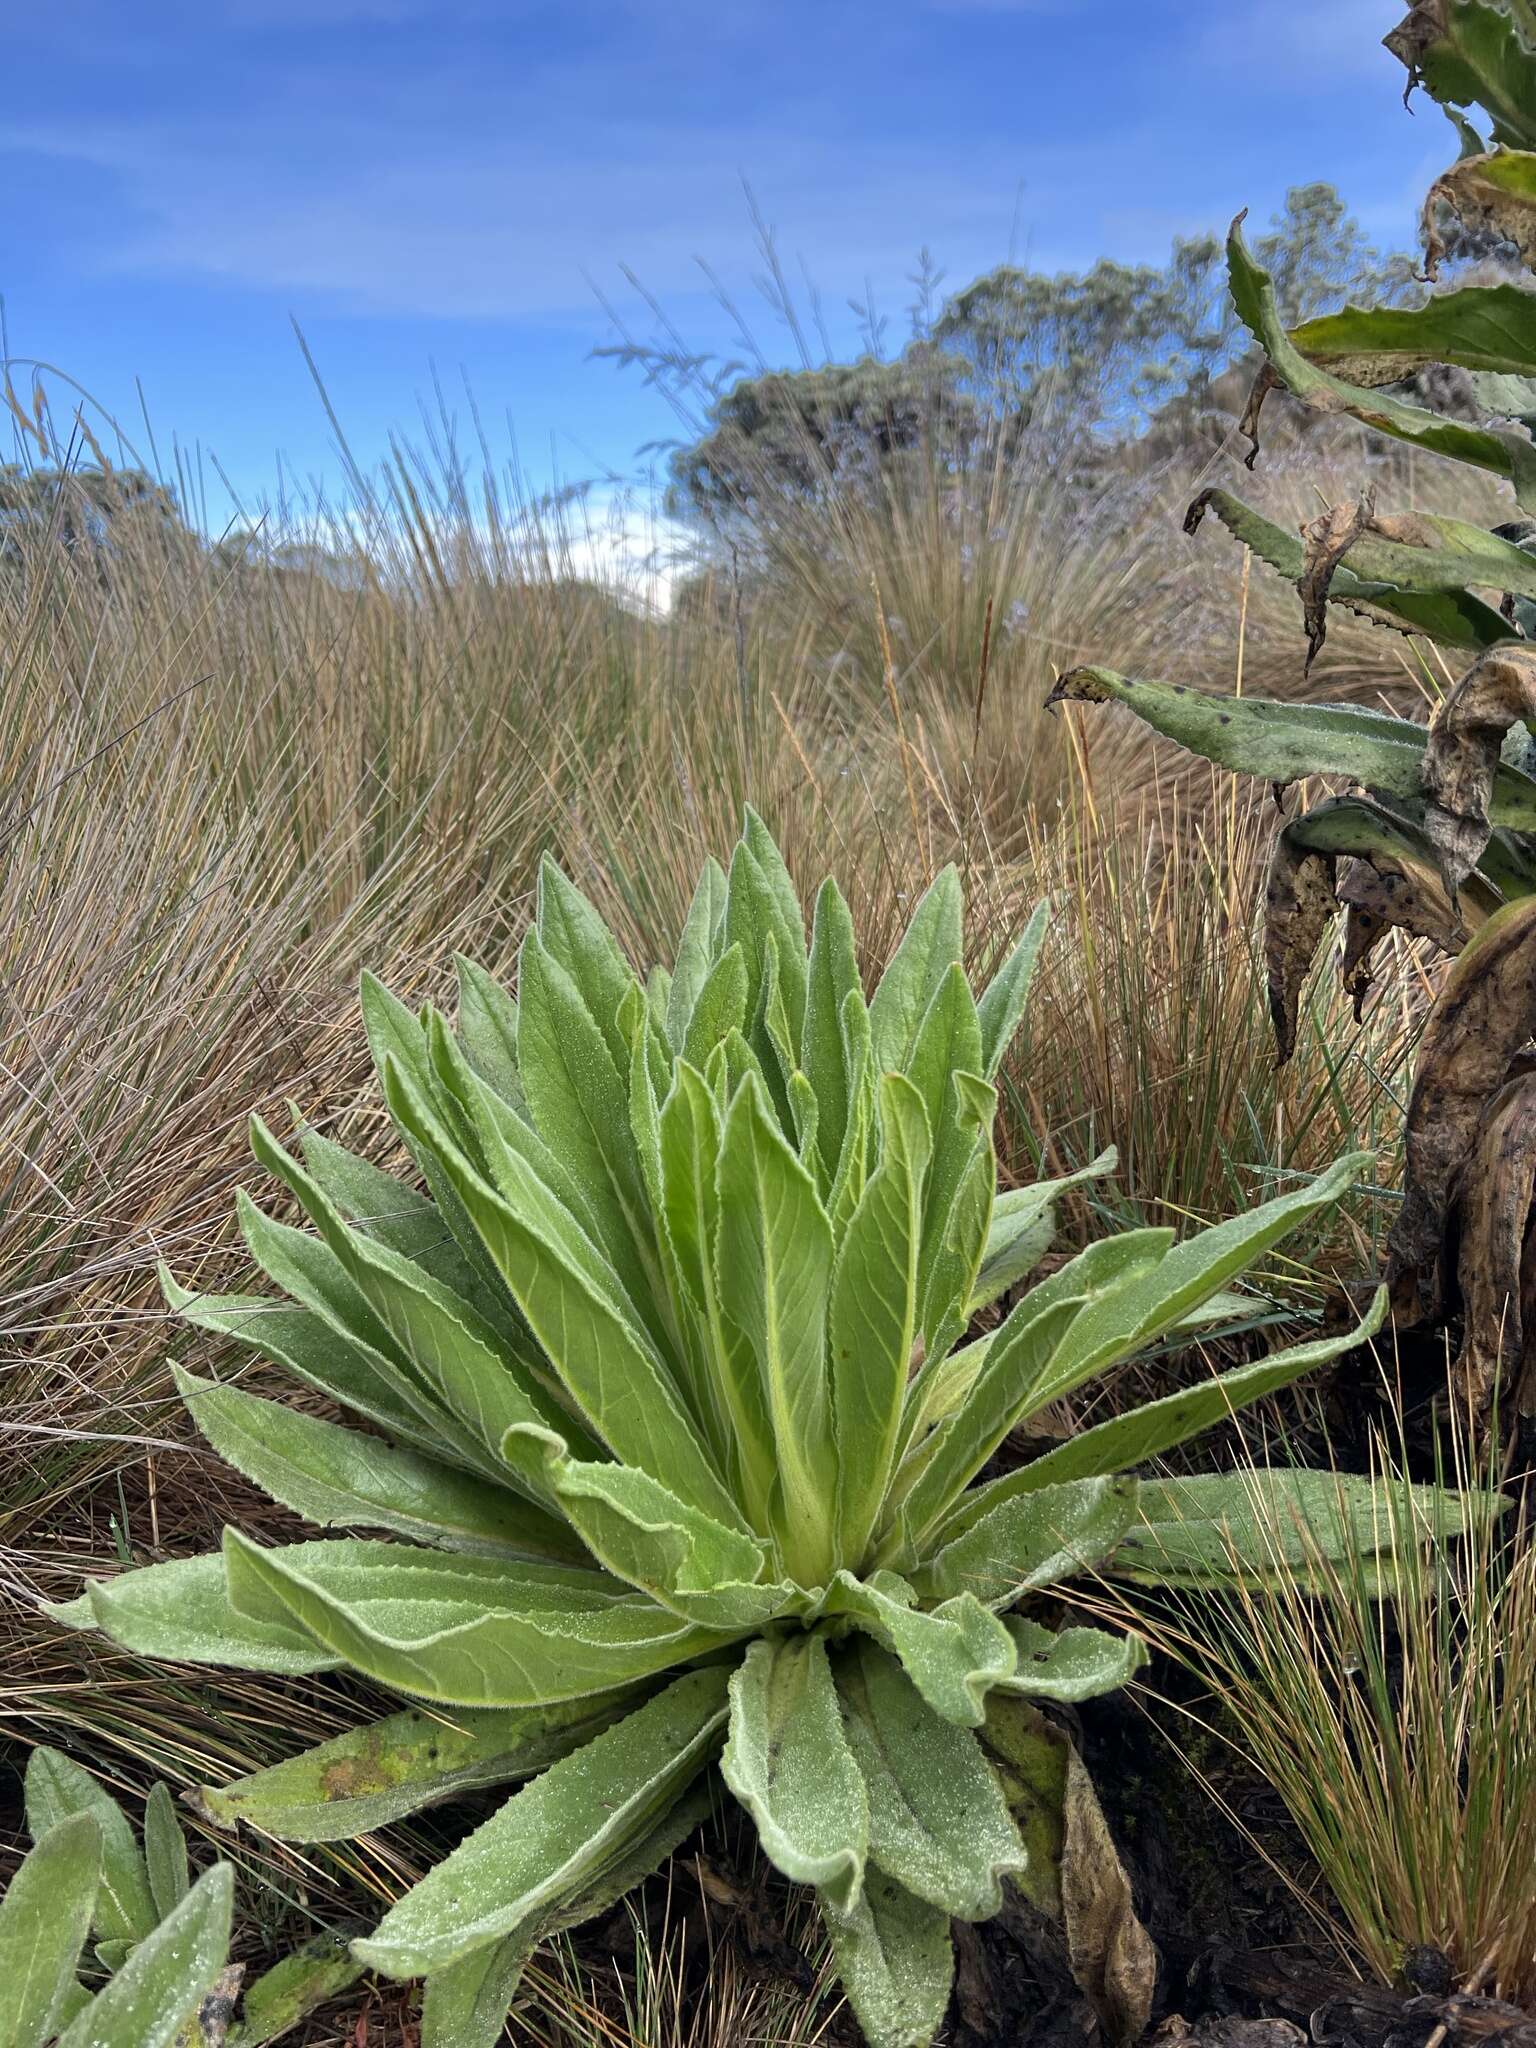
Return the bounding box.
[1051,5,1536,1423]
[1,1748,359,2048]
[51,817,1465,2048]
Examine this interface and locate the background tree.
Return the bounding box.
[0,463,188,568]
[662,185,1418,533]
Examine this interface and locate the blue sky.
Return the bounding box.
[4,0,1447,532]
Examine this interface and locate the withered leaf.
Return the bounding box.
[1422,149,1536,281]
[1237,361,1282,471]
[982,1697,1156,2048]
[1264,833,1339,1066]
[1451,1069,1536,1416]
[1389,896,1536,1328]
[1422,643,1536,886]
[1298,494,1375,670]
[1059,1741,1157,2048]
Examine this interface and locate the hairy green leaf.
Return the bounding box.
[802,878,862,1186]
[56,1865,232,2048]
[176,1368,584,1563]
[912,1477,1138,1608]
[826,1571,1017,1729]
[513,1432,792,1630]
[869,868,964,1072]
[0,1813,101,2048]
[944,1290,1389,1540]
[1111,1467,1503,1589]
[222,1534,732,1708]
[1000,1620,1146,1702]
[354,1667,730,1978]
[47,1555,339,1676]
[976,900,1049,1078]
[142,1784,189,1922]
[23,1752,156,1952]
[454,957,524,1114]
[666,857,729,1051]
[382,1052,738,1527]
[1029,1154,1374,1410]
[715,1075,838,1585]
[969,1151,1119,1316]
[830,1074,932,1564]
[836,1638,1024,1919]
[821,1869,954,2048]
[722,1634,867,1910]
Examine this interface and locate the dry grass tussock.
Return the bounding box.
[1122,1390,1536,2008]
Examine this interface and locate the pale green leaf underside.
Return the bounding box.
[222,1534,735,1709]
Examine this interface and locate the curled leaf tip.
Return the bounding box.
[1045,667,1112,710]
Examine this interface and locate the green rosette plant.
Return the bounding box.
[50,815,1471,2048]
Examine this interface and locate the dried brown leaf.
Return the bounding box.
[1264,835,1339,1065]
[982,1699,1155,2048]
[1451,1069,1536,1414]
[1422,150,1536,281]
[1422,643,1536,886]
[1389,896,1536,1329]
[1298,494,1376,670]
[1059,1743,1157,2048]
[1383,0,1445,93]
[1237,362,1282,471]
[1334,843,1487,1018]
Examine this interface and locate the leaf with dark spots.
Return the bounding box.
[1422,642,1536,885]
[1449,1069,1536,1413]
[175,1962,244,2048]
[1047,669,1536,832]
[1389,896,1536,1328]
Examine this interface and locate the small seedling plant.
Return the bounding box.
[0,1747,359,2048]
[54,816,1471,2048]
